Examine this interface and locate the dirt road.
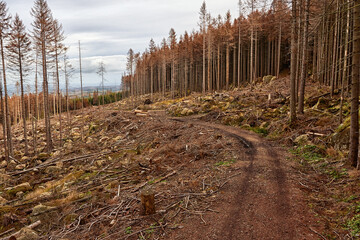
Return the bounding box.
[167,118,319,240]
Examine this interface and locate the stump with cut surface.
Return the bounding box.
[141,189,155,215]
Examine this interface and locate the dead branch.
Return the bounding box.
[0,220,41,240]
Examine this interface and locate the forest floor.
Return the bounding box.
[0,75,359,240]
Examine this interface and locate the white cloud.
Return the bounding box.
[6,0,240,87]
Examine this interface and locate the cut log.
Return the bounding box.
[141,189,155,215]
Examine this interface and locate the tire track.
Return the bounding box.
[167,117,318,240]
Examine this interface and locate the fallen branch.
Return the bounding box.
[9,152,111,176]
[0,220,41,240]
[309,227,328,240]
[101,224,167,240]
[307,132,326,137]
[132,171,177,192]
[0,228,14,238]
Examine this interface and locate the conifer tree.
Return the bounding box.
[31,0,54,152]
[0,1,12,160]
[6,14,32,155]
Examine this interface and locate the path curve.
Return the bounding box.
[166,117,319,240]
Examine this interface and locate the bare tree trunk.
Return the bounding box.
[0,71,7,161]
[238,0,242,86]
[298,0,310,114]
[162,55,166,96]
[226,43,230,89]
[202,22,206,94]
[102,71,105,105]
[184,58,188,97]
[64,57,70,123]
[254,31,258,81]
[19,51,29,155]
[0,36,13,158]
[276,23,282,77]
[348,0,360,169]
[54,47,62,147]
[217,45,220,90]
[150,64,154,99]
[250,26,254,83]
[158,65,161,95]
[27,86,31,121]
[171,54,175,98]
[233,47,236,87]
[31,106,35,155]
[34,53,39,155]
[207,33,212,92]
[78,41,84,139]
[340,0,350,124]
[290,0,297,124]
[41,32,53,152]
[330,0,340,96]
[312,31,317,79]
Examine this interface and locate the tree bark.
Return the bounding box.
[290,0,297,124]
[298,0,310,114]
[277,23,282,78]
[348,0,360,169]
[340,0,350,124]
[0,36,13,158]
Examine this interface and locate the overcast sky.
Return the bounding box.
[6,0,239,89]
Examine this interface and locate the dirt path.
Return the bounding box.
[165,118,319,240]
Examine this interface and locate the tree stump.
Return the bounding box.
[140,189,155,215]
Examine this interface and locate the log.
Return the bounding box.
[141,189,156,215]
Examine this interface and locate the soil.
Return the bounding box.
[166,117,320,240]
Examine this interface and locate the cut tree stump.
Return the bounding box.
[141,189,155,215]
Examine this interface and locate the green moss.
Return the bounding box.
[267,130,283,140]
[88,122,99,134]
[125,226,132,234]
[325,168,348,180]
[337,116,351,133]
[344,195,358,203]
[336,111,360,133]
[215,159,236,167]
[251,127,269,136]
[241,125,269,136]
[347,214,360,237]
[291,145,325,163]
[79,171,98,180]
[222,115,244,126]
